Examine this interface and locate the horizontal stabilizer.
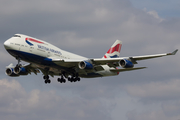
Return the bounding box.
[110,67,146,72]
[6,63,14,68]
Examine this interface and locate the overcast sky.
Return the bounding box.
[0,0,180,120]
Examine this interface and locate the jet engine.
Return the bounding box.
[119,59,134,68]
[14,67,28,75]
[5,68,19,77]
[78,61,93,69]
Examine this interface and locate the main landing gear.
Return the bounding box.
[68,76,80,82]
[57,73,81,83]
[57,76,81,83]
[67,73,81,83]
[43,75,81,84]
[43,75,51,84]
[57,76,66,83]
[57,76,80,83]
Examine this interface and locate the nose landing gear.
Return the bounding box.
[15,57,22,67]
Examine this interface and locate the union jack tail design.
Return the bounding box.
[103,40,122,58]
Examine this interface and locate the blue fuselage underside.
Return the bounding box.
[7,49,55,66]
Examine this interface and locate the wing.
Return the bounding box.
[92,49,178,65]
[129,49,178,61]
[52,49,178,68]
[5,63,40,77]
[22,63,40,75]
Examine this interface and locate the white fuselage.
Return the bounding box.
[4,34,118,78]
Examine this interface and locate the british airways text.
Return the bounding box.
[37,45,62,55]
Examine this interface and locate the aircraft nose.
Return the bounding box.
[4,40,10,49]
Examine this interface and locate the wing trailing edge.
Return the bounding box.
[131,49,177,61]
[110,67,146,72]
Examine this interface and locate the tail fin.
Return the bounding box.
[103,40,122,58]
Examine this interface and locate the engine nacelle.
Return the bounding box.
[5,68,19,77]
[78,61,93,69]
[119,59,134,68]
[14,67,28,75]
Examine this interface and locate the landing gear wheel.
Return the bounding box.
[57,77,66,83]
[43,75,50,84]
[77,77,80,81]
[45,79,51,84]
[57,78,60,82]
[43,75,49,80]
[63,79,66,83]
[45,80,48,84]
[48,80,51,83]
[73,78,77,82]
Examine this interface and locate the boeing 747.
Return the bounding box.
[4,34,178,84]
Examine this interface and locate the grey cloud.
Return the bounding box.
[125,79,180,103]
[0,79,111,120]
[162,100,180,117]
[126,100,180,120]
[126,109,174,120]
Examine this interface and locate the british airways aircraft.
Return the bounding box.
[4,34,178,84]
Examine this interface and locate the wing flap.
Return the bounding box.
[94,66,104,71]
[110,67,146,72]
[52,59,85,68]
[92,58,121,65]
[23,63,40,75]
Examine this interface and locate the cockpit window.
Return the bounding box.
[13,35,21,37]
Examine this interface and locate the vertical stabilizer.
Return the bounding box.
[103,40,122,58]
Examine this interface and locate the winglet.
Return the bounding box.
[167,49,178,55]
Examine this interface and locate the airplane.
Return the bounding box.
[4,34,178,84]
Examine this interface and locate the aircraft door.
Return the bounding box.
[19,44,26,51]
[29,46,34,53]
[47,51,51,57]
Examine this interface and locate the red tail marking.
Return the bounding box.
[104,55,107,58]
[106,44,121,54]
